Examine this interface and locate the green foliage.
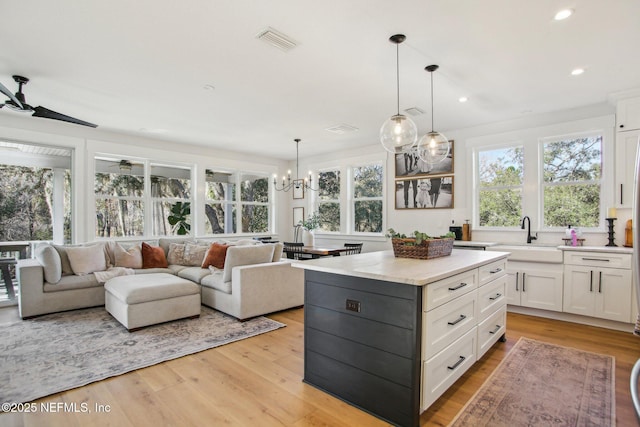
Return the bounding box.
[385,228,455,245]
[300,212,321,230]
[167,201,191,235]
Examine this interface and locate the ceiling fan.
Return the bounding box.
[0,75,97,128]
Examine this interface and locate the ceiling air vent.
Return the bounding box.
[256,27,297,52]
[404,107,425,116]
[325,123,359,134]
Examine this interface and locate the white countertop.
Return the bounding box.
[558,245,633,254]
[453,241,498,248]
[292,249,509,286]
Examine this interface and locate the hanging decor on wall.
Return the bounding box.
[394,175,454,209]
[417,65,450,164]
[380,34,418,154]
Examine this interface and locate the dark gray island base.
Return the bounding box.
[295,250,509,427]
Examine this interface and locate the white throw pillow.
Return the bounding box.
[113,243,143,269]
[35,243,62,284]
[167,243,186,265]
[183,243,209,266]
[65,244,108,275]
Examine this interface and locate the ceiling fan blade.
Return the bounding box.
[0,81,24,109]
[32,106,97,128]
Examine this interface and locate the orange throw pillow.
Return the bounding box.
[202,243,229,269]
[141,242,168,268]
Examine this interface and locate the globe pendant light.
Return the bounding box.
[418,65,450,164]
[380,34,417,154]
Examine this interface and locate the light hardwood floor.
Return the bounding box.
[1,306,639,426]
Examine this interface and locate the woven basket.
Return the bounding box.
[391,237,454,260]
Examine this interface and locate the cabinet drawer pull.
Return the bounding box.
[447,314,467,325]
[489,293,502,300]
[522,272,526,292]
[599,271,603,293]
[448,282,468,291]
[515,272,519,291]
[581,257,610,262]
[447,355,466,370]
[590,270,593,292]
[489,325,501,334]
[490,268,503,274]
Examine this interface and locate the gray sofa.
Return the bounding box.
[17,237,304,320]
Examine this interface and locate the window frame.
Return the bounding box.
[317,167,341,233]
[349,160,385,235]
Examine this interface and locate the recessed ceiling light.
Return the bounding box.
[458,96,468,103]
[571,68,585,76]
[554,9,573,21]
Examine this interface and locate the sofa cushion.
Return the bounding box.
[201,270,231,294]
[201,243,229,269]
[65,244,108,276]
[141,242,168,268]
[133,267,175,275]
[158,237,194,258]
[223,244,275,283]
[177,267,211,284]
[43,273,101,292]
[52,244,78,276]
[183,243,208,266]
[113,243,143,269]
[105,273,199,304]
[35,243,62,284]
[166,243,186,265]
[272,242,284,262]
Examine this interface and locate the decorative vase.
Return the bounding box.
[302,229,315,246]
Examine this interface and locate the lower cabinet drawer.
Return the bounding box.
[477,274,507,323]
[421,326,477,411]
[477,305,507,359]
[423,290,477,359]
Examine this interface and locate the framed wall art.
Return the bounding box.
[394,175,454,209]
[293,206,304,227]
[394,140,454,178]
[293,180,305,199]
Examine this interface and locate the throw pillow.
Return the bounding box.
[167,243,186,265]
[52,244,75,276]
[183,243,208,266]
[202,243,229,269]
[35,243,62,284]
[141,242,168,268]
[113,243,143,269]
[65,244,108,276]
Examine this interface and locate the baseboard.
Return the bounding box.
[507,305,634,333]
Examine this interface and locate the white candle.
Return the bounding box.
[607,207,617,218]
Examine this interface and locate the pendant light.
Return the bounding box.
[418,65,450,164]
[380,34,417,154]
[273,138,317,192]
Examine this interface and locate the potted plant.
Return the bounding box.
[299,212,321,246]
[385,228,455,259]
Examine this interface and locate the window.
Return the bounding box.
[205,170,236,234]
[477,146,523,227]
[542,134,602,228]
[352,163,383,233]
[318,169,340,232]
[150,164,191,236]
[95,158,145,237]
[240,173,269,233]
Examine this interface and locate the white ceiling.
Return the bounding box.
[1,0,639,160]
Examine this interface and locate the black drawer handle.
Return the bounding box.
[489,325,501,334]
[581,257,610,262]
[447,314,467,325]
[448,282,468,291]
[447,355,466,370]
[490,268,503,274]
[489,293,502,300]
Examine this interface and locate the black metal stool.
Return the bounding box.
[0,257,17,299]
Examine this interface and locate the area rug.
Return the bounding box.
[0,306,285,404]
[449,337,615,427]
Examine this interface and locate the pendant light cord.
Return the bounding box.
[430,71,434,132]
[396,43,400,115]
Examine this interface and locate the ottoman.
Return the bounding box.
[105,273,201,331]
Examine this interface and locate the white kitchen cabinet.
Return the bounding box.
[614,129,640,207]
[616,97,640,131]
[563,257,632,323]
[506,261,563,312]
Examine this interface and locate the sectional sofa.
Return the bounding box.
[17,237,304,320]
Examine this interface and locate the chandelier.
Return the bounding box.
[273,138,317,192]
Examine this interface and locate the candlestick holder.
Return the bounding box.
[605,217,617,247]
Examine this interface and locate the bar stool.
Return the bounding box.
[0,257,17,299]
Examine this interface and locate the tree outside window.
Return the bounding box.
[352,163,383,233]
[477,146,523,227]
[150,164,191,236]
[318,169,340,232]
[542,135,602,228]
[205,170,236,234]
[240,173,269,233]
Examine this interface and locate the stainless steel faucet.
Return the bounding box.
[521,216,537,244]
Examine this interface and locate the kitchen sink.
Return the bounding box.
[487,244,563,263]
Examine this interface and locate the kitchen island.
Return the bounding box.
[293,249,509,427]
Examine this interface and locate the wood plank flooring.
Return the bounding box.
[1,307,639,426]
